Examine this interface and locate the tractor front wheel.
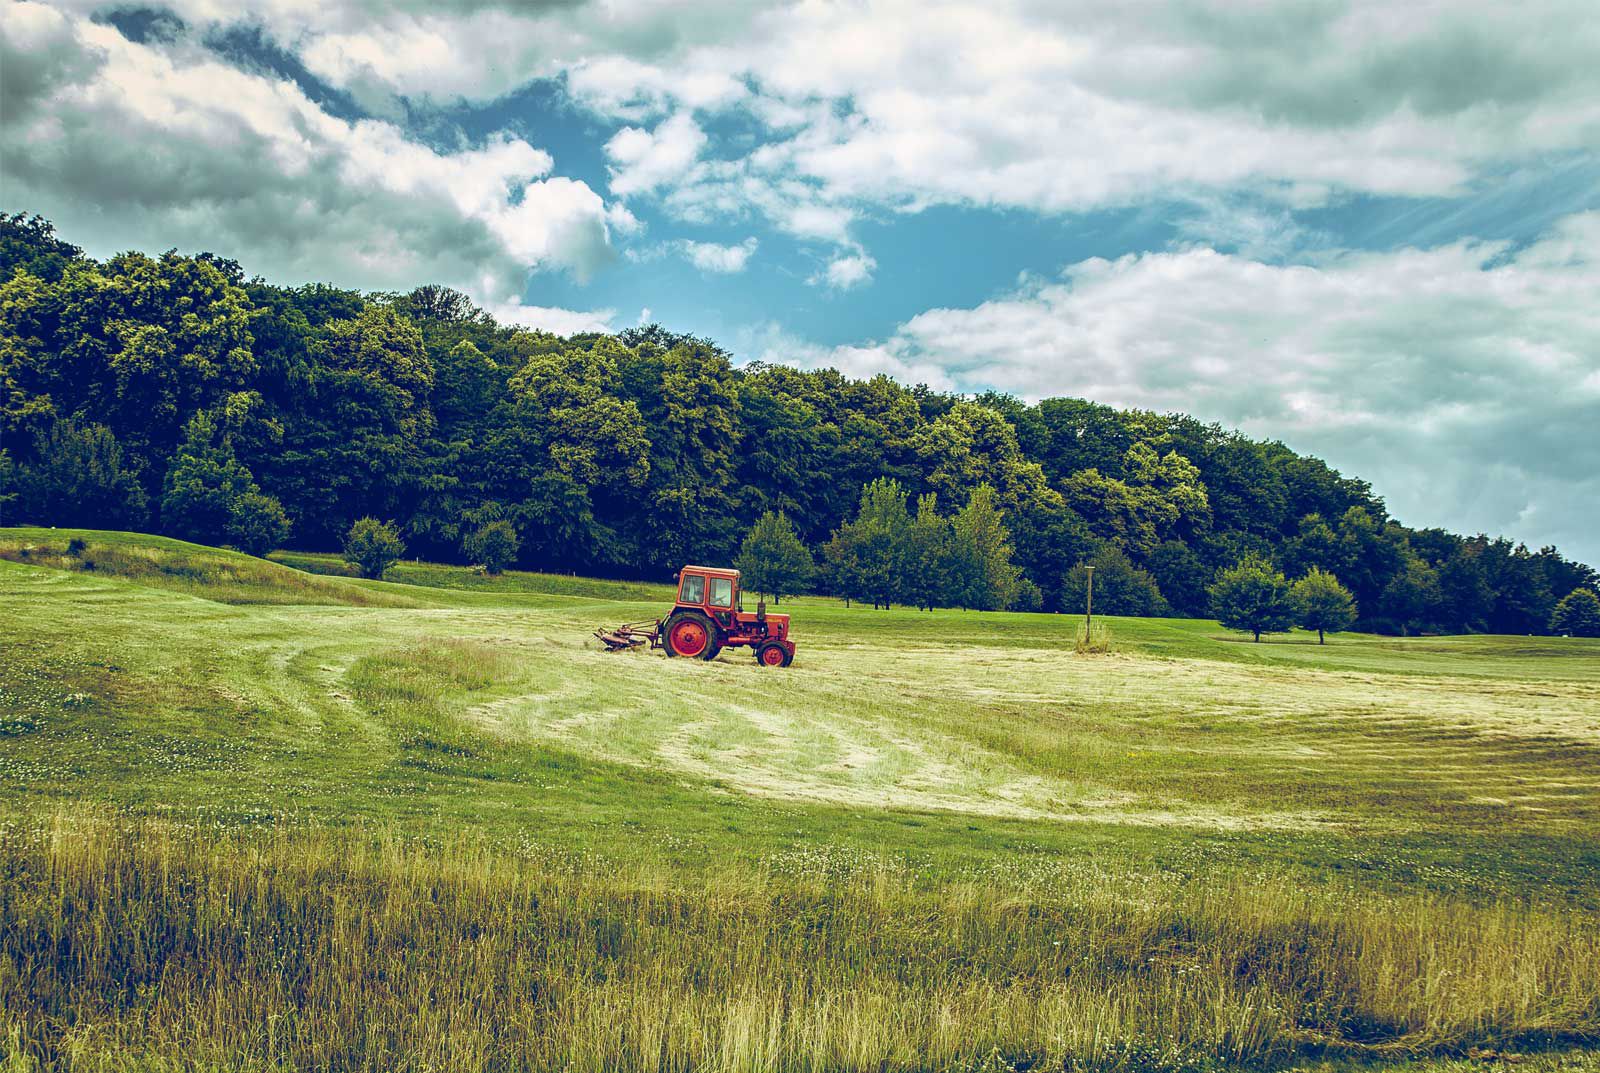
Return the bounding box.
[665,613,720,660]
[755,642,793,667]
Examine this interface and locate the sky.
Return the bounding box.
[2,0,1598,564]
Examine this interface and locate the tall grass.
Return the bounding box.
[1076,622,1114,654]
[3,814,1596,1072]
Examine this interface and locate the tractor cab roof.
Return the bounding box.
[679,565,740,579]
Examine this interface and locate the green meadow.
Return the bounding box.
[2,528,1598,1072]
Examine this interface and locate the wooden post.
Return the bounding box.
[1084,565,1095,641]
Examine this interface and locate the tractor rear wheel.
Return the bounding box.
[755,642,792,667]
[665,612,719,660]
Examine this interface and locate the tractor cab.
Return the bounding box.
[674,565,743,619]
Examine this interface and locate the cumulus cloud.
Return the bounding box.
[680,237,758,274]
[604,112,707,197]
[568,54,747,120]
[785,214,1600,562]
[0,1,620,310]
[813,251,876,290]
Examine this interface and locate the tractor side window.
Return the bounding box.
[709,577,733,607]
[680,574,705,604]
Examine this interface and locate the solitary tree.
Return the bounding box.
[464,520,520,576]
[1291,567,1357,644]
[226,492,292,557]
[344,517,404,579]
[1209,556,1296,642]
[1550,587,1600,637]
[735,510,813,602]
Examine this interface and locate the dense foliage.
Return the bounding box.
[2,214,1593,632]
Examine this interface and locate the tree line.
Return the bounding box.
[2,213,1595,635]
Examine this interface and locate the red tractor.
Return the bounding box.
[594,565,797,666]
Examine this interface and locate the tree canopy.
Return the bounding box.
[2,213,1593,634]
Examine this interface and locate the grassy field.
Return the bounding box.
[1,528,1598,1071]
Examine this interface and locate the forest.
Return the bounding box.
[1,212,1593,634]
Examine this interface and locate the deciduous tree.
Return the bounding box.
[17,419,148,529]
[1063,546,1167,618]
[736,510,813,602]
[898,494,953,611]
[1550,588,1600,637]
[226,492,292,556]
[344,517,404,579]
[951,484,1020,611]
[1292,567,1357,644]
[1209,557,1296,642]
[160,411,259,545]
[463,520,520,576]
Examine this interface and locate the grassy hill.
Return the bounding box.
[2,529,1598,1072]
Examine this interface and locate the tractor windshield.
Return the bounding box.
[709,577,734,608]
[680,574,705,604]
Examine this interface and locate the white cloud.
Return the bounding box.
[792,213,1600,561]
[604,112,707,197]
[681,237,758,274]
[605,202,643,236]
[568,54,747,120]
[813,251,876,290]
[484,301,616,336]
[0,2,621,305]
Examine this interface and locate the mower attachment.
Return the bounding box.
[593,621,660,652]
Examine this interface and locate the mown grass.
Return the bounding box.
[2,529,1598,1070]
